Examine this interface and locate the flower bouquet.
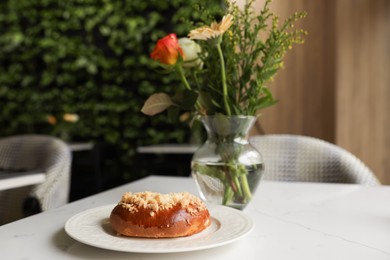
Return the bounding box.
[142,0,306,208]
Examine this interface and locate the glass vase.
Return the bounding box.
[191,115,264,210]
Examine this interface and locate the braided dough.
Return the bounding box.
[110,191,211,238]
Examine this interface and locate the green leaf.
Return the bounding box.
[198,91,216,112]
[167,106,180,122]
[141,93,173,116]
[172,89,198,110]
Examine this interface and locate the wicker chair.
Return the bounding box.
[0,135,72,224]
[249,134,380,185]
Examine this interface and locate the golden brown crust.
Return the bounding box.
[109,191,211,238]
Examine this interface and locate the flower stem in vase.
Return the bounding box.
[241,174,252,203]
[223,185,234,206]
[216,43,231,116]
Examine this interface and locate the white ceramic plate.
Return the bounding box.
[65,204,254,253]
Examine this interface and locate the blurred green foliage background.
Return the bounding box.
[0,0,222,183]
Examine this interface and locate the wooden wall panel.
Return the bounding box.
[335,0,390,184]
[240,0,390,183]
[241,0,336,142]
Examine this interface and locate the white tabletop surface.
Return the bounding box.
[1,175,389,260]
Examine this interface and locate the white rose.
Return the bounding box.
[178,37,202,68]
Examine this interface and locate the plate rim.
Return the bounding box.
[65,203,254,253]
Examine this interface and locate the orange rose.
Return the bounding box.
[150,34,184,65]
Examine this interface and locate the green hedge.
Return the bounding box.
[0,0,222,180]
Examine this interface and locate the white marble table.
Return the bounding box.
[1,176,389,260]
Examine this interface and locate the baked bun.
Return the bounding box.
[110,191,211,238]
